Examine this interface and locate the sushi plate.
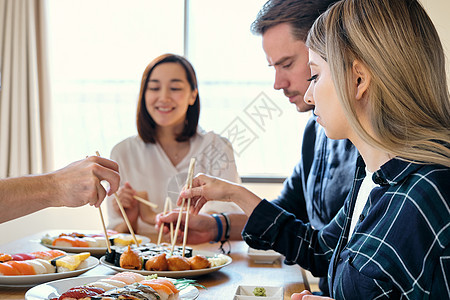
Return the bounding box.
[0,256,99,287]
[100,250,232,278]
[41,234,151,256]
[24,275,199,300]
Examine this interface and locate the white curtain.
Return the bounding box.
[0,0,52,178]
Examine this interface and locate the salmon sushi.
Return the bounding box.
[150,278,179,294]
[52,236,89,248]
[0,253,12,263]
[5,261,36,275]
[31,250,66,260]
[0,262,20,275]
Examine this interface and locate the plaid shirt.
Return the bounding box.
[243,156,450,299]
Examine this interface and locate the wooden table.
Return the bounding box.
[0,231,307,299]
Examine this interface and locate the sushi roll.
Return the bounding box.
[104,247,116,264]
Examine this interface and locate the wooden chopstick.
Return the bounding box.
[182,198,191,257]
[168,200,174,244]
[98,206,112,253]
[170,158,196,255]
[133,195,158,209]
[113,193,140,246]
[96,151,139,247]
[157,197,170,245]
[182,159,196,257]
[95,151,112,253]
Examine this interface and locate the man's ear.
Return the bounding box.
[352,60,371,100]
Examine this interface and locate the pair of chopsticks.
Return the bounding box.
[95,151,139,252]
[170,157,196,257]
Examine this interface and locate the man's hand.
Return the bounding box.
[53,156,120,208]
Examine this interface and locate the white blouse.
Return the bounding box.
[106,128,243,235]
[349,168,378,240]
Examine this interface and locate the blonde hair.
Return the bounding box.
[307,0,450,167]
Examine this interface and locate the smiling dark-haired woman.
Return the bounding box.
[106,54,242,236]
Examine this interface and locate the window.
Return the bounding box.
[46,0,308,178]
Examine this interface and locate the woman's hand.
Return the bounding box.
[156,210,217,244]
[137,191,157,225]
[291,291,334,300]
[178,173,262,216]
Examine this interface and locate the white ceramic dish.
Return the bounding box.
[234,285,284,300]
[24,275,199,300]
[0,256,99,287]
[100,250,232,278]
[247,247,282,264]
[41,234,150,256]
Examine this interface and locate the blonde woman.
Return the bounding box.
[178,0,450,298]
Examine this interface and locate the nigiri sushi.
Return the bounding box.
[0,258,56,276]
[0,262,20,275]
[109,271,145,284]
[3,261,35,275]
[31,250,66,260]
[140,279,178,300]
[52,236,89,248]
[51,252,90,272]
[0,253,12,263]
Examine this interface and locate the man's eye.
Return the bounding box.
[283,63,292,69]
[307,75,318,82]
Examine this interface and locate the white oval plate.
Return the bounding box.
[24,275,199,300]
[100,250,232,278]
[0,256,99,287]
[41,234,150,256]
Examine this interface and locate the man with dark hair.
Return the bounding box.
[157,0,358,295]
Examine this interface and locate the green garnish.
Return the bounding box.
[253,287,266,296]
[174,278,206,290]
